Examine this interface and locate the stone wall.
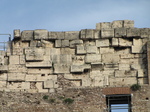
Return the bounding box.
[0,20,150,93]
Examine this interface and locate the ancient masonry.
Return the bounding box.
[0,20,150,93]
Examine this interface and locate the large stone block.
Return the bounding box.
[21,30,34,41]
[0,73,7,81]
[115,70,125,77]
[49,31,65,40]
[112,20,123,28]
[114,28,126,37]
[112,38,119,46]
[9,55,20,64]
[54,64,70,73]
[104,64,118,70]
[72,55,85,65]
[55,40,61,47]
[123,20,134,28]
[76,45,86,54]
[61,40,69,47]
[50,48,60,55]
[25,74,48,81]
[96,39,109,47]
[60,48,75,55]
[115,48,130,54]
[8,73,26,81]
[140,28,150,38]
[119,38,132,47]
[101,29,114,38]
[99,47,114,54]
[86,45,97,54]
[44,79,54,88]
[119,63,130,70]
[71,64,91,73]
[85,54,101,63]
[102,54,119,63]
[27,68,52,74]
[65,31,79,40]
[96,22,112,30]
[0,81,7,88]
[80,29,95,39]
[26,53,44,61]
[8,65,27,73]
[25,47,45,55]
[26,61,52,68]
[70,40,83,48]
[120,54,134,59]
[131,46,143,53]
[127,28,140,37]
[14,29,21,39]
[34,29,48,40]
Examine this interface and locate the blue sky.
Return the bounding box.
[0,0,150,41]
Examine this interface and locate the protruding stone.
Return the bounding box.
[34,29,48,40]
[123,20,134,28]
[96,22,112,30]
[112,20,123,28]
[112,38,119,46]
[14,29,21,39]
[119,38,132,47]
[21,30,34,41]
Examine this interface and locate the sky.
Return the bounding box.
[0,0,150,42]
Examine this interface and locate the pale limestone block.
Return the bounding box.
[102,70,115,76]
[19,55,25,64]
[25,75,38,81]
[130,64,143,70]
[34,29,48,40]
[140,28,149,38]
[0,56,4,65]
[102,54,119,63]
[104,64,118,70]
[0,51,6,56]
[112,20,123,28]
[96,39,109,47]
[123,20,134,28]
[115,70,125,77]
[0,73,7,81]
[25,53,44,61]
[61,48,75,55]
[25,74,47,81]
[101,29,114,38]
[0,81,6,88]
[93,76,103,87]
[114,28,127,37]
[29,40,37,47]
[125,70,137,77]
[51,55,60,64]
[61,40,69,47]
[119,38,132,47]
[76,45,86,54]
[65,31,79,40]
[21,42,29,48]
[36,82,49,93]
[127,28,140,37]
[27,68,52,74]
[86,45,97,54]
[91,64,103,70]
[90,70,101,79]
[120,54,134,59]
[71,64,91,73]
[55,40,61,47]
[26,61,52,68]
[43,56,51,61]
[49,88,55,93]
[84,40,96,46]
[54,64,70,73]
[41,40,53,48]
[82,77,91,86]
[85,54,101,63]
[21,30,33,41]
[25,47,45,55]
[115,48,130,54]
[119,63,130,70]
[72,55,85,65]
[8,73,26,81]
[7,82,22,89]
[21,82,30,89]
[60,54,72,64]
[94,30,100,39]
[44,79,54,88]
[70,40,83,48]
[9,55,20,64]
[138,78,148,84]
[100,47,114,54]
[12,48,23,55]
[103,75,109,86]
[50,48,60,55]
[49,31,65,40]
[8,65,27,73]
[54,80,59,88]
[86,29,94,39]
[133,38,143,46]
[70,80,81,86]
[14,29,21,38]
[137,69,146,77]
[109,77,137,86]
[134,54,143,58]
[25,89,38,93]
[96,22,111,30]
[80,29,86,39]
[112,38,119,46]
[131,46,143,53]
[47,75,57,81]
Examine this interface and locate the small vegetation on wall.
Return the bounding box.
[63,98,74,104]
[43,95,49,100]
[130,84,141,91]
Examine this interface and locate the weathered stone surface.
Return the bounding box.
[9,55,20,64]
[14,29,21,38]
[72,55,85,65]
[101,29,114,38]
[70,40,83,48]
[60,48,75,55]
[21,30,33,41]
[140,28,150,38]
[127,28,140,37]
[54,64,70,73]
[114,28,126,37]
[86,45,97,54]
[26,61,52,68]
[96,22,111,30]
[61,40,69,47]
[119,63,130,70]
[71,64,91,73]
[26,53,44,61]
[104,64,118,70]
[85,54,101,63]
[55,40,61,47]
[0,73,7,81]
[65,31,79,40]
[111,38,119,46]
[8,73,26,81]
[0,81,7,88]
[34,29,48,40]
[96,39,109,47]
[49,31,65,40]
[119,38,132,47]
[112,20,123,28]
[76,45,86,54]
[102,54,119,63]
[99,47,114,54]
[123,20,134,28]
